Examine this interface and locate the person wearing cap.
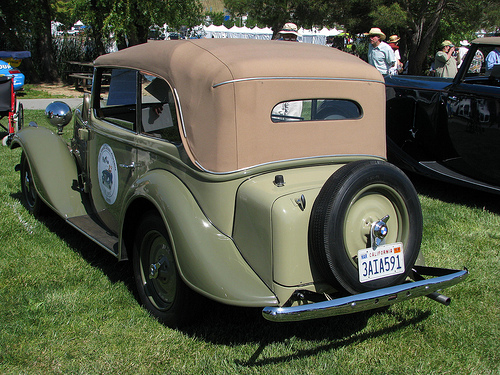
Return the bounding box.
[388,35,403,74]
[457,40,470,68]
[366,28,396,75]
[435,40,458,78]
[278,23,301,42]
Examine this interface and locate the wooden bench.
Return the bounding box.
[68,73,93,90]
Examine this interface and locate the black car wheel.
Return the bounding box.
[133,211,191,327]
[20,152,44,215]
[309,160,422,294]
[15,102,23,132]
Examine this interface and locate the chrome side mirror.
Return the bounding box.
[45,101,73,135]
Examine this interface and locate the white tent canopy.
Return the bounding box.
[201,25,341,44]
[203,25,273,40]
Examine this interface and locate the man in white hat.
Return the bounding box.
[272,22,303,120]
[458,40,470,68]
[278,23,300,42]
[366,27,396,74]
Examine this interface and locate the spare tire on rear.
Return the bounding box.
[309,160,422,294]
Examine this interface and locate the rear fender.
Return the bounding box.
[11,126,87,218]
[127,170,278,307]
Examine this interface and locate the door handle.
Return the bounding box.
[119,162,136,169]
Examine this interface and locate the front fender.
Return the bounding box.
[11,126,87,218]
[127,170,278,307]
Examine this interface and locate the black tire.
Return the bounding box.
[309,160,422,294]
[15,102,23,132]
[20,152,45,216]
[132,211,192,327]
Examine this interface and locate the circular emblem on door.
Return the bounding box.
[98,144,118,205]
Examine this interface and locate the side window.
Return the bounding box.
[271,99,362,122]
[94,68,181,144]
[140,74,181,144]
[96,68,138,131]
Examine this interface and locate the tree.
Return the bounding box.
[97,0,204,47]
[224,0,328,38]
[73,0,109,56]
[0,0,59,82]
[369,0,500,74]
[371,0,448,75]
[225,0,500,74]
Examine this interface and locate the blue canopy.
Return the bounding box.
[0,51,31,59]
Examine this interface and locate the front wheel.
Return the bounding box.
[309,160,423,294]
[20,152,45,216]
[132,211,192,327]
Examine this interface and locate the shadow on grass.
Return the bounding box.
[407,171,500,215]
[11,189,433,363]
[232,309,431,367]
[11,190,134,289]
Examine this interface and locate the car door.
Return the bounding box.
[446,45,500,185]
[87,67,140,235]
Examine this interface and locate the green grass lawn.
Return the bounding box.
[0,110,499,374]
[17,84,78,99]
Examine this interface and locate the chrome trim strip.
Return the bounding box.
[194,154,384,175]
[213,76,384,88]
[262,268,468,322]
[174,88,187,138]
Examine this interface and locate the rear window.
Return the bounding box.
[271,99,362,122]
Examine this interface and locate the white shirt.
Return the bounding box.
[368,41,396,74]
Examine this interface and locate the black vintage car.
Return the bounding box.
[385,37,500,193]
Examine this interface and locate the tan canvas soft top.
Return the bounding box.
[95,39,386,173]
[472,36,500,46]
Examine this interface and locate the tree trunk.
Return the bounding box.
[0,17,40,83]
[89,0,107,57]
[406,0,447,75]
[39,0,59,82]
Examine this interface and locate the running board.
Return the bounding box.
[67,214,119,257]
[419,161,500,193]
[262,266,468,322]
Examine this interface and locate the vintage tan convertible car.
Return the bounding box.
[11,39,467,326]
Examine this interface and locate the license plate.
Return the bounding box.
[358,242,404,283]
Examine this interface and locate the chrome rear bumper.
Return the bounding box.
[262,266,468,322]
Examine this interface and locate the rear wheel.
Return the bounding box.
[20,152,44,215]
[132,211,192,327]
[309,160,422,294]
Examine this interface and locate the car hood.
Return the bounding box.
[385,75,453,91]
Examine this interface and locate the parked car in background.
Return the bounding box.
[0,59,25,91]
[0,51,30,91]
[386,37,500,193]
[11,39,467,326]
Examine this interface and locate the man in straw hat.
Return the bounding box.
[366,27,396,75]
[278,23,301,42]
[435,40,458,78]
[388,35,403,74]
